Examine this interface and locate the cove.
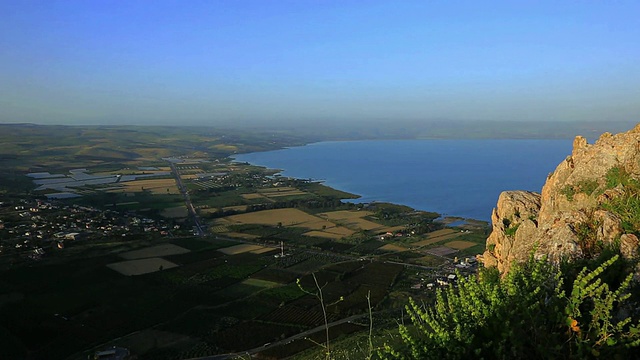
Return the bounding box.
[234,139,572,221]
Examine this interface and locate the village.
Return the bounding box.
[0,156,488,360]
[0,198,185,265]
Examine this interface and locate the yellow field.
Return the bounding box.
[213,218,232,225]
[242,278,279,287]
[322,227,356,236]
[427,229,457,238]
[318,210,374,220]
[211,225,230,233]
[345,218,384,230]
[120,244,190,260]
[244,188,309,199]
[161,206,188,218]
[303,230,344,239]
[257,187,298,193]
[223,205,248,212]
[241,193,265,200]
[413,237,451,247]
[250,246,277,254]
[264,191,308,197]
[444,240,477,250]
[180,174,199,180]
[218,244,269,255]
[224,232,259,240]
[221,208,366,239]
[413,229,461,247]
[225,208,320,227]
[121,178,180,194]
[108,258,178,276]
[257,187,308,198]
[379,244,408,252]
[318,210,384,230]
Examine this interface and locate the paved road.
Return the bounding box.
[169,161,205,236]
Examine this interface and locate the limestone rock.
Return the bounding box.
[484,123,640,273]
[483,191,541,273]
[620,234,639,259]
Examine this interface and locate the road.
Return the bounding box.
[169,161,205,236]
[185,312,375,360]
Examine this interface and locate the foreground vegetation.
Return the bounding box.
[381,251,640,360]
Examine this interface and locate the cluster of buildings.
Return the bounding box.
[411,256,480,291]
[0,199,179,261]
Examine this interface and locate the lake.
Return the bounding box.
[234,139,573,221]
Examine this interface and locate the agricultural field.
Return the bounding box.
[119,244,191,260]
[225,208,323,226]
[107,257,179,276]
[257,186,308,196]
[160,205,188,218]
[379,243,409,252]
[118,178,180,195]
[218,244,275,255]
[218,208,394,241]
[444,240,477,250]
[303,230,344,240]
[0,124,492,359]
[318,210,386,231]
[427,246,458,257]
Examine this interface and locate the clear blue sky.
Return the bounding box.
[1,1,639,125]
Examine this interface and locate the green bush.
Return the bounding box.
[602,167,640,235]
[382,254,640,359]
[504,223,519,237]
[561,184,577,201]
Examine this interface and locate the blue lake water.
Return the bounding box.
[234,139,573,221]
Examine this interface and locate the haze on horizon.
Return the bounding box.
[1,1,639,127]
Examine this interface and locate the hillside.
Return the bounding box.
[484,123,640,272]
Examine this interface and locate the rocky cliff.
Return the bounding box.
[483,123,640,273]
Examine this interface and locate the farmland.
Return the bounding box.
[0,124,489,359]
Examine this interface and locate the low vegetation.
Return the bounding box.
[602,167,640,235]
[383,253,640,359]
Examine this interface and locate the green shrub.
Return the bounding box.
[561,185,576,201]
[602,167,640,235]
[504,223,519,237]
[575,218,603,257]
[381,254,640,359]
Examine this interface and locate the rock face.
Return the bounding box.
[484,123,640,273]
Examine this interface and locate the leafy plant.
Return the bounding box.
[561,179,600,201]
[574,217,603,257]
[381,254,640,359]
[504,223,520,237]
[602,167,640,235]
[562,184,577,201]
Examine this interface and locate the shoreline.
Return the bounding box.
[232,138,573,223]
[231,157,490,229]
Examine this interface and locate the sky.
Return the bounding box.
[1,1,639,126]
